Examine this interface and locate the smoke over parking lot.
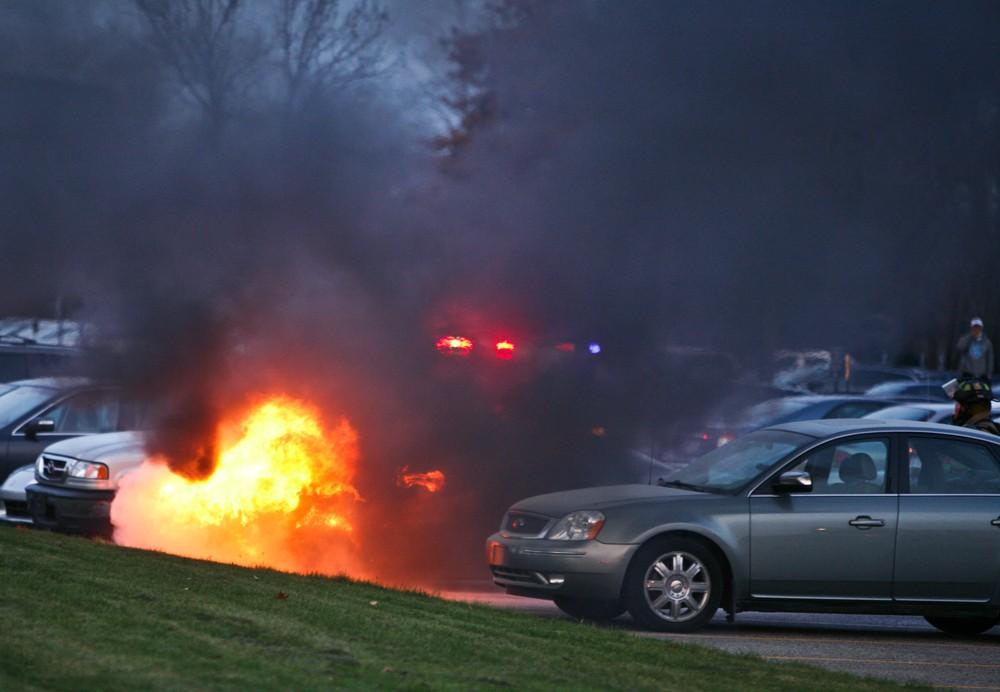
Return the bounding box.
[1,0,998,581]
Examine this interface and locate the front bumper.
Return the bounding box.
[25,483,115,535]
[0,488,32,524]
[486,533,637,601]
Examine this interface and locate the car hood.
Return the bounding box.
[510,483,701,517]
[43,431,147,467]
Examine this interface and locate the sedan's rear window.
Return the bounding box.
[664,430,813,493]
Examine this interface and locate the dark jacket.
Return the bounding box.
[962,410,1000,436]
[956,333,994,379]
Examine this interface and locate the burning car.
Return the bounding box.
[25,431,145,535]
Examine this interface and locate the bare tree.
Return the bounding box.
[133,0,263,139]
[274,0,389,114]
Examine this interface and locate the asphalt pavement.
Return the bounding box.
[442,588,1000,690]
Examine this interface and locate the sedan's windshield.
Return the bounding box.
[0,385,56,428]
[663,430,813,493]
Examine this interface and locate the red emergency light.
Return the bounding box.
[436,335,473,356]
[495,340,516,360]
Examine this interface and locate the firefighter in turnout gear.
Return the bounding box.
[948,377,1000,435]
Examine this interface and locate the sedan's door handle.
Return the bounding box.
[849,516,885,529]
[991,517,1000,527]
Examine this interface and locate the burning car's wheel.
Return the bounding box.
[553,597,624,621]
[924,615,999,636]
[623,536,721,633]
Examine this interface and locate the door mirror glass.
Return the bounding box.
[774,470,812,492]
[24,418,55,439]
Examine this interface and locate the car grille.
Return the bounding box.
[491,567,548,586]
[502,511,550,537]
[2,500,29,518]
[38,455,70,482]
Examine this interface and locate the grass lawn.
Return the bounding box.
[0,526,921,691]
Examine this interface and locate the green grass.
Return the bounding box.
[0,526,920,691]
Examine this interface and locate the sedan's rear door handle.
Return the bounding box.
[849,516,885,529]
[991,517,1000,527]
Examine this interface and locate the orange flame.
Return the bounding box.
[397,466,446,493]
[112,396,365,578]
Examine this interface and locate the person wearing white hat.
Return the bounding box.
[956,317,993,381]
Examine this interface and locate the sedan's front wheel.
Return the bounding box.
[623,536,722,632]
[925,615,999,636]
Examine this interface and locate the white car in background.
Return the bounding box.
[23,431,146,535]
[862,403,956,424]
[0,464,36,523]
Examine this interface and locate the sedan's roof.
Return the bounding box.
[770,417,1000,443]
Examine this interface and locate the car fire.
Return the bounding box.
[397,467,447,493]
[111,396,367,579]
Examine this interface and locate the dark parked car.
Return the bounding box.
[488,419,1000,635]
[866,380,951,402]
[0,378,139,485]
[680,395,896,457]
[863,403,956,424]
[0,342,80,383]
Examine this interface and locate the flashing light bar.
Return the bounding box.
[495,340,516,360]
[436,335,473,356]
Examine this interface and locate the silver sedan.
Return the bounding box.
[487,419,1000,634]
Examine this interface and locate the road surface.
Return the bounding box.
[442,589,1000,690]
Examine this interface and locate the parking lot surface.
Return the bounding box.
[443,589,1000,690]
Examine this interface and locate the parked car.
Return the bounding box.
[0,342,80,383]
[0,378,140,484]
[26,431,145,535]
[678,395,896,458]
[863,403,957,424]
[488,419,1000,635]
[775,360,920,394]
[0,463,34,523]
[866,380,951,402]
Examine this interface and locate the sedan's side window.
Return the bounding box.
[783,438,889,494]
[36,390,120,434]
[907,437,1000,494]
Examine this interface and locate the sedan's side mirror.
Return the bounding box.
[774,470,812,493]
[23,419,55,440]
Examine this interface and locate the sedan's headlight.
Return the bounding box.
[34,455,44,476]
[69,460,109,480]
[547,510,605,541]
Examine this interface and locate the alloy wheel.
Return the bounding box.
[642,551,711,622]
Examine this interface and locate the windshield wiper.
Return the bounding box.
[657,479,712,493]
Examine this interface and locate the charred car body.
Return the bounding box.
[488,419,1000,635]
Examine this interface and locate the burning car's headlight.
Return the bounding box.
[69,460,109,480]
[546,510,605,541]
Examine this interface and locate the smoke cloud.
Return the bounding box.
[1,0,998,580]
